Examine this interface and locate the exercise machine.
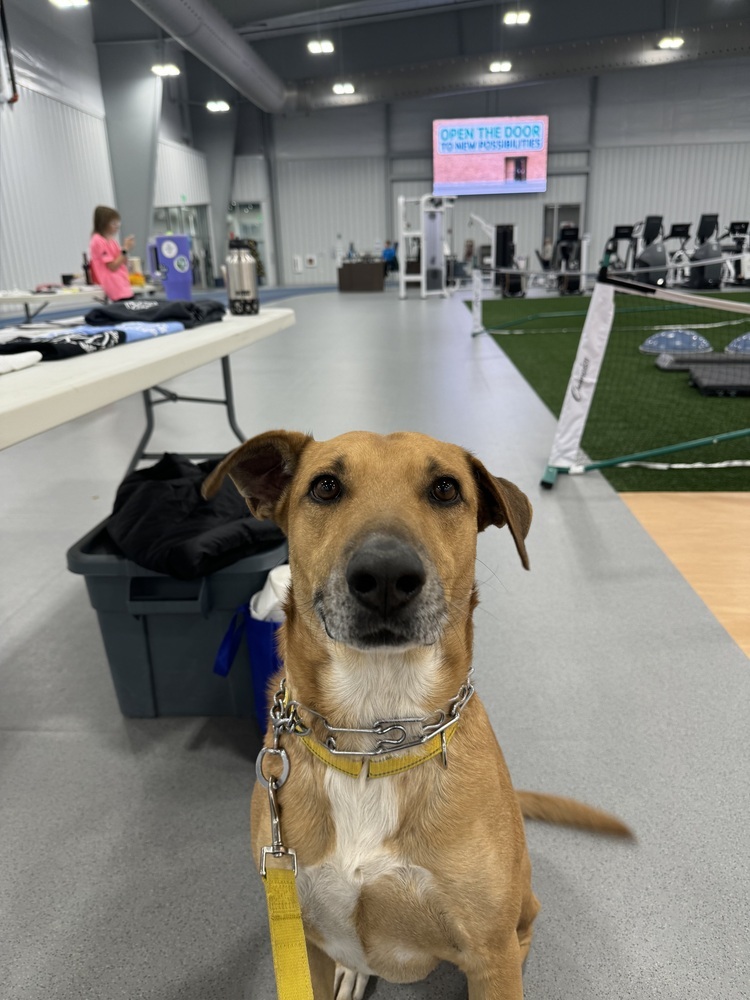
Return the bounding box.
[720,221,750,286]
[600,218,666,285]
[686,214,723,289]
[632,215,668,286]
[468,214,524,297]
[496,224,524,297]
[600,224,635,276]
[555,225,582,294]
[664,223,692,286]
[398,194,454,298]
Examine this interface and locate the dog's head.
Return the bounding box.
[204,430,530,656]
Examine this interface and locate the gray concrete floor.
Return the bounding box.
[1,289,748,1000]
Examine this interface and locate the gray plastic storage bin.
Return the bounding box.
[66,521,287,718]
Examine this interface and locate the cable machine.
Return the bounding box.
[397,194,454,299]
[468,214,524,297]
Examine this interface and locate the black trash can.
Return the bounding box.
[67,521,287,719]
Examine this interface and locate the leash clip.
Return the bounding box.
[258,768,298,878]
[256,746,298,877]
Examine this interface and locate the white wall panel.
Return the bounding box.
[595,58,750,147]
[276,158,386,284]
[391,158,432,179]
[390,80,591,155]
[8,0,104,117]
[549,151,589,171]
[588,142,750,272]
[274,105,386,160]
[0,88,114,292]
[154,141,210,207]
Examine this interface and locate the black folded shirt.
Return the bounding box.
[85,299,225,329]
[0,330,123,359]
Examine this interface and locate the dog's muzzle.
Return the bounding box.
[315,533,446,650]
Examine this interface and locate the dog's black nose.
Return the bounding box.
[346,536,426,616]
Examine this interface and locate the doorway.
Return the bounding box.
[544,203,582,243]
[226,203,269,285]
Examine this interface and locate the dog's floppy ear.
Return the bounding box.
[201,430,313,527]
[470,457,532,570]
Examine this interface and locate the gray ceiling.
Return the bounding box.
[92,0,750,110]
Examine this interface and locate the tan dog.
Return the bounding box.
[204,430,630,1000]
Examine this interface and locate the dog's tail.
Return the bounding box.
[517,790,633,839]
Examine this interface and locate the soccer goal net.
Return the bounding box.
[542,276,750,488]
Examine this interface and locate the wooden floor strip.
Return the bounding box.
[621,492,750,658]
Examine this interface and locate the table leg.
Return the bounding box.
[125,355,247,475]
[22,302,48,325]
[220,355,246,445]
[125,389,157,476]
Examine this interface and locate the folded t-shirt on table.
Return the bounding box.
[85,299,226,329]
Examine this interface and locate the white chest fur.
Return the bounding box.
[297,648,441,974]
[298,768,402,974]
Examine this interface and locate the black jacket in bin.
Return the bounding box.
[105,454,285,580]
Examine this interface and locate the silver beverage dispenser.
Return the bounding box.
[222,239,259,315]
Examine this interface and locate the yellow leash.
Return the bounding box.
[256,745,314,1000]
[256,677,471,999]
[262,865,314,1000]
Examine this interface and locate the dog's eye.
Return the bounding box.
[310,475,342,502]
[431,477,460,503]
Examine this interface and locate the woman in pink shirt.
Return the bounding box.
[89,206,135,301]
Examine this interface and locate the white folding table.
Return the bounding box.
[0,308,296,471]
[0,285,160,324]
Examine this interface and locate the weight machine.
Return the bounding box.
[397,194,455,299]
[468,214,524,297]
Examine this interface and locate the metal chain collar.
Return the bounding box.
[267,669,475,758]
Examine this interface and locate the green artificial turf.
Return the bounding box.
[477,292,750,491]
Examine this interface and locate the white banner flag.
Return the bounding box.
[547,281,616,470]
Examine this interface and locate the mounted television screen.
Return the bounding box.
[433,116,548,196]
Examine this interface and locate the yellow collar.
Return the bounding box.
[271,673,473,780]
[298,723,458,779]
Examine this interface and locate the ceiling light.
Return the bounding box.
[503,10,530,25]
[206,100,230,112]
[151,64,181,77]
[332,82,355,95]
[658,36,684,49]
[308,39,334,54]
[490,60,513,73]
[49,0,90,7]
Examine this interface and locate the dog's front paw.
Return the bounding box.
[334,963,369,1000]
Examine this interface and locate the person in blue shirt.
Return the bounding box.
[382,240,398,274]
